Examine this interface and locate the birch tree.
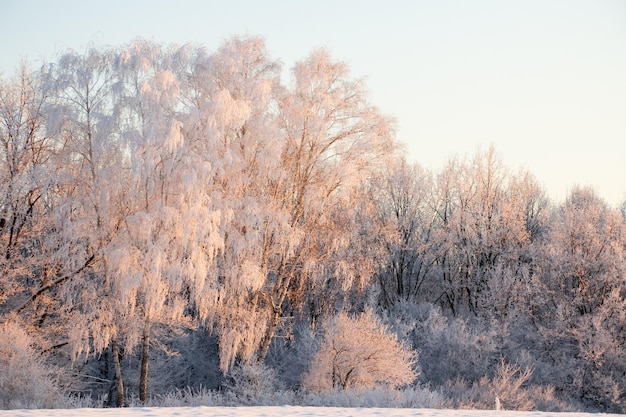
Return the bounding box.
[41,45,132,405]
[0,66,56,316]
[110,40,223,402]
[254,48,395,361]
[180,36,284,372]
[183,39,396,369]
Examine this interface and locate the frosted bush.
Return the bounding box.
[302,311,417,392]
[409,305,496,385]
[224,362,281,405]
[491,359,534,411]
[0,321,60,409]
[302,386,447,409]
[443,359,544,411]
[128,386,222,407]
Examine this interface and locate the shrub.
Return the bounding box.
[302,386,447,408]
[491,359,534,411]
[0,321,60,409]
[441,359,541,411]
[224,362,281,405]
[301,310,417,392]
[416,306,497,385]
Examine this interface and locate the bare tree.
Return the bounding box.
[431,147,536,317]
[369,159,439,308]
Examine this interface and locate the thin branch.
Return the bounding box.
[16,253,96,314]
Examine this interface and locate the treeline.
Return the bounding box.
[0,36,624,412]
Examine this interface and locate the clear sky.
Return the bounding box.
[1,0,625,206]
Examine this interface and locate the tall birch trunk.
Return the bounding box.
[139,327,150,403]
[257,307,281,362]
[111,339,124,407]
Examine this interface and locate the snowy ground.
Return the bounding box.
[1,406,623,417]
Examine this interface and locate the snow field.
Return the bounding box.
[1,406,624,417]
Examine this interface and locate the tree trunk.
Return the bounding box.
[257,307,280,362]
[111,339,124,407]
[139,328,150,403]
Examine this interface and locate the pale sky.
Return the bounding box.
[1,0,625,206]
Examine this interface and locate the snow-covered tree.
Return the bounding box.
[0,65,55,312]
[182,38,396,370]
[431,147,537,317]
[369,159,439,308]
[542,187,624,316]
[114,40,223,402]
[40,45,131,405]
[252,48,395,361]
[533,186,626,411]
[180,35,284,372]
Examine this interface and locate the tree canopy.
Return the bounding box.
[0,36,625,413]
